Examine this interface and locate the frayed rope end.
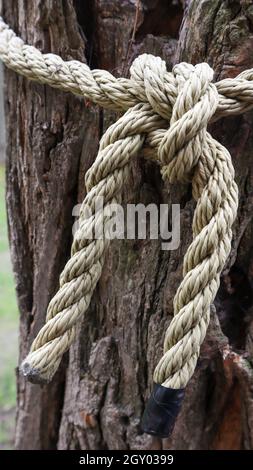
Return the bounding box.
[20,360,50,385]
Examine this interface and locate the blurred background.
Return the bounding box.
[0,63,18,450]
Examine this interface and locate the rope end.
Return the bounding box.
[20,360,48,385]
[141,383,185,438]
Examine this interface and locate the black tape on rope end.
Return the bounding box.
[141,383,185,438]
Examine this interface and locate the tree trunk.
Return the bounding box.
[2,0,253,450]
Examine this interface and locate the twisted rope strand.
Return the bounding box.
[0,17,245,390]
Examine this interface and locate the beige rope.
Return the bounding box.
[0,17,246,388]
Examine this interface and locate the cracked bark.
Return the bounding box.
[2,0,253,450]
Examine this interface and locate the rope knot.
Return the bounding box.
[130,55,219,185]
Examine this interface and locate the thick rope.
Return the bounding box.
[0,17,247,388]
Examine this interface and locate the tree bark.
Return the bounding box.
[2,0,253,450]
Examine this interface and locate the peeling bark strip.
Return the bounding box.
[2,0,253,450]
